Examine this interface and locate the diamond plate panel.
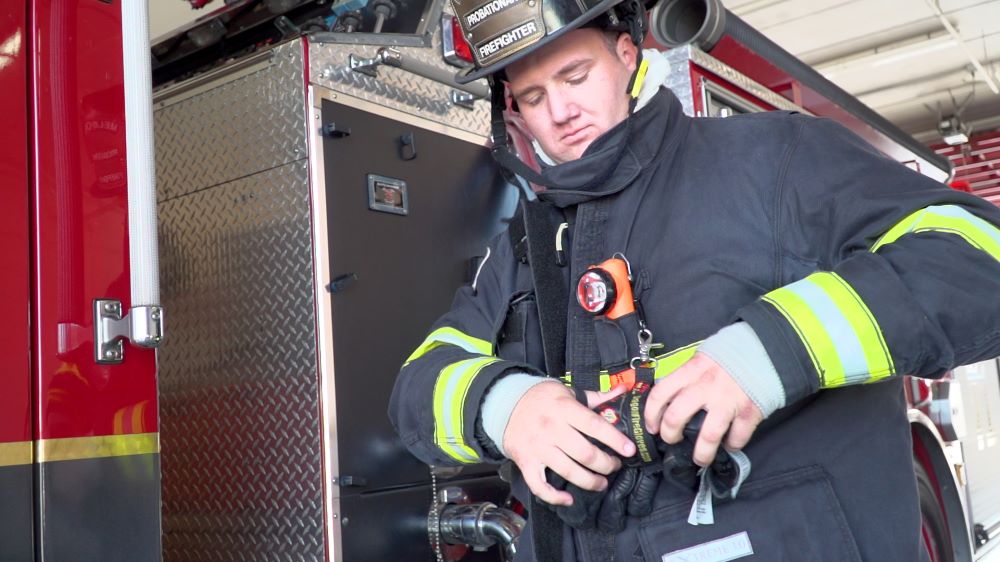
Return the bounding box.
[664,46,697,118]
[155,42,307,200]
[157,160,324,561]
[309,35,490,138]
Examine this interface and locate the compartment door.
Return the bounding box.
[320,97,515,493]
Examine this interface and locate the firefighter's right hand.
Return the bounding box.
[503,382,636,507]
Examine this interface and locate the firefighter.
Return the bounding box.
[389,0,1000,559]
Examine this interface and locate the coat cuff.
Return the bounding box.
[481,373,562,457]
[699,322,786,418]
[738,263,903,404]
[737,299,821,405]
[432,356,541,464]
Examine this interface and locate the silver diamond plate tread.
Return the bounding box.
[155,42,307,200]
[664,47,697,118]
[309,37,491,138]
[157,160,324,561]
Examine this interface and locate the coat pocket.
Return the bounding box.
[638,465,862,562]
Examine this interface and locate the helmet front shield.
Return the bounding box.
[451,0,620,83]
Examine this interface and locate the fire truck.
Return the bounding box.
[2,0,998,560]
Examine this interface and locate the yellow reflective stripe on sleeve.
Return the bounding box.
[872,205,1000,261]
[872,211,924,250]
[762,272,895,388]
[405,327,493,365]
[432,357,500,463]
[808,273,894,382]
[763,283,845,388]
[762,203,1000,390]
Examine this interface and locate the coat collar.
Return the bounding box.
[535,88,688,208]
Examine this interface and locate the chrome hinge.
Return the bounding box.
[450,90,477,110]
[349,47,489,100]
[94,299,164,364]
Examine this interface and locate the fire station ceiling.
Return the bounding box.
[721,0,1000,143]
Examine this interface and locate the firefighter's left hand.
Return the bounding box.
[643,352,763,467]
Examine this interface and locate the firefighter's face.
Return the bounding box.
[505,28,637,164]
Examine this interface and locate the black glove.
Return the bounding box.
[590,381,662,532]
[595,464,660,532]
[660,410,742,498]
[545,463,661,533]
[545,382,662,532]
[544,471,605,529]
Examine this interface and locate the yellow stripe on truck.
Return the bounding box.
[37,432,160,463]
[0,441,33,467]
[0,433,160,467]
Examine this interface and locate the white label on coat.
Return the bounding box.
[687,469,714,525]
[661,531,754,562]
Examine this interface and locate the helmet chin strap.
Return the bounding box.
[489,8,649,190]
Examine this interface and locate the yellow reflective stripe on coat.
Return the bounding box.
[762,272,893,388]
[562,342,702,392]
[405,327,493,365]
[766,205,1000,389]
[432,357,500,463]
[653,342,701,381]
[872,204,1000,261]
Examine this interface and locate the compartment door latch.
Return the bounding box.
[94,300,164,364]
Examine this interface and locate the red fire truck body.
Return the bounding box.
[2,2,161,560]
[1,1,998,561]
[0,1,33,556]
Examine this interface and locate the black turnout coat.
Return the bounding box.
[390,88,1000,561]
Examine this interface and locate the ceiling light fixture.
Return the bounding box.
[870,36,957,68]
[938,115,970,146]
[816,31,956,79]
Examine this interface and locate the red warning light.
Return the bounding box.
[451,16,474,63]
[442,15,475,67]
